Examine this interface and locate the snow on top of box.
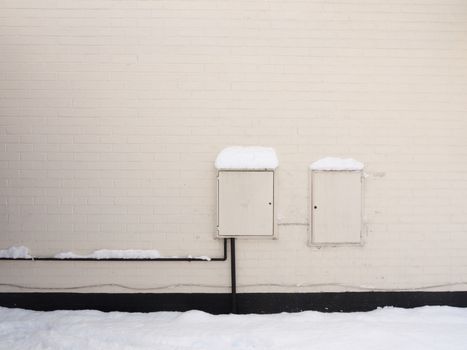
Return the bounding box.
[0,246,32,259]
[310,157,364,171]
[215,146,278,170]
[54,249,162,260]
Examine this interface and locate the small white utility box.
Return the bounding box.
[217,171,275,237]
[309,157,364,245]
[215,146,278,238]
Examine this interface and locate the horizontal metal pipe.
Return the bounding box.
[0,239,228,262]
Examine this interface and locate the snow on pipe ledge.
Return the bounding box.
[0,246,216,261]
[55,250,211,261]
[55,249,163,260]
[310,157,364,171]
[0,246,32,259]
[215,146,278,170]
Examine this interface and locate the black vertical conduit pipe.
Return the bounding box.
[230,238,237,314]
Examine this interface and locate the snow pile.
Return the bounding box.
[215,146,278,170]
[310,157,364,171]
[1,306,467,350]
[0,246,32,259]
[54,250,212,260]
[187,255,211,261]
[54,249,162,259]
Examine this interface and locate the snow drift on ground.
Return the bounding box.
[0,246,31,259]
[215,146,278,170]
[1,306,466,350]
[310,157,364,171]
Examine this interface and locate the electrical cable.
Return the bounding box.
[2,282,467,292]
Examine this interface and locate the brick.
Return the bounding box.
[0,0,467,293]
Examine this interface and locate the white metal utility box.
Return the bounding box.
[215,146,278,238]
[217,170,275,238]
[309,157,364,245]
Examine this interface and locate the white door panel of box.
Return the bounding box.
[312,171,362,244]
[218,171,274,237]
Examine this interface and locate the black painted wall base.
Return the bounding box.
[1,292,467,314]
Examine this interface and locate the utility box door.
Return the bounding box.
[218,171,274,237]
[312,171,362,244]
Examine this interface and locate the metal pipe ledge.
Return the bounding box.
[0,239,228,262]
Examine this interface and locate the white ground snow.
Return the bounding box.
[0,246,31,259]
[310,157,364,171]
[1,306,467,350]
[215,146,279,170]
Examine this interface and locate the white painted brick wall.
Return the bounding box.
[1,0,467,293]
